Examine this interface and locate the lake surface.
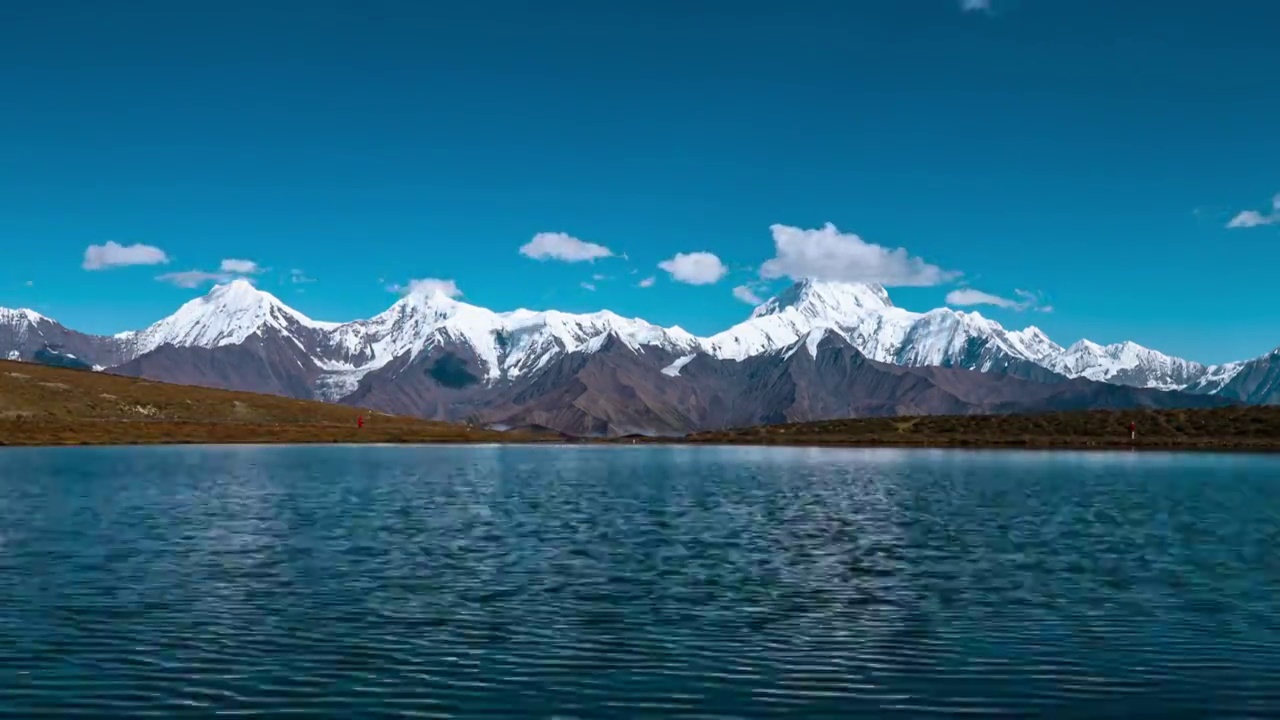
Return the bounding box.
[0,445,1278,718]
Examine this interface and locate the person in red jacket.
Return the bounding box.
[1128,421,1136,441]
[357,415,364,429]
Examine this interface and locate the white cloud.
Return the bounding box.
[960,0,991,11]
[155,257,266,288]
[733,285,764,305]
[759,222,958,287]
[580,282,597,291]
[1226,194,1280,228]
[658,251,728,285]
[157,270,236,288]
[519,232,614,262]
[82,241,170,270]
[1227,211,1273,228]
[219,258,261,274]
[289,269,316,283]
[388,277,463,298]
[592,273,608,281]
[637,276,656,288]
[945,287,1044,311]
[23,280,33,287]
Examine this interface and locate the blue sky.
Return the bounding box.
[1,0,1276,365]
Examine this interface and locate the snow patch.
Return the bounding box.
[662,354,696,376]
[806,327,832,358]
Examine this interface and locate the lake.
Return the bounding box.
[0,445,1277,718]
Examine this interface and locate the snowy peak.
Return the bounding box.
[333,291,505,378]
[1004,326,1063,364]
[707,280,911,361]
[1046,338,1208,391]
[751,279,893,320]
[1057,339,1189,369]
[392,285,479,319]
[315,291,705,398]
[0,307,56,352]
[892,308,1050,370]
[0,307,51,327]
[123,279,334,355]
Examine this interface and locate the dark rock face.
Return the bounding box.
[31,344,93,371]
[108,331,324,400]
[339,343,498,422]
[427,354,481,390]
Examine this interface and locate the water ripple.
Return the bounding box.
[1,445,1278,717]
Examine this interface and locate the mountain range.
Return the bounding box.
[2,278,1270,435]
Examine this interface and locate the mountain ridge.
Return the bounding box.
[0,277,1258,390]
[0,278,1263,435]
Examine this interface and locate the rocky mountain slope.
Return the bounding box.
[1186,347,1280,405]
[1042,339,1210,391]
[0,278,1259,435]
[468,329,1227,436]
[0,307,132,368]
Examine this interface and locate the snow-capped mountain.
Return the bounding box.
[0,277,1261,411]
[0,308,48,361]
[704,279,1065,382]
[1044,340,1210,392]
[314,284,701,399]
[472,326,1229,436]
[1185,347,1280,404]
[114,279,340,358]
[1186,360,1248,396]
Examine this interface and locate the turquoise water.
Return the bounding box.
[0,445,1277,718]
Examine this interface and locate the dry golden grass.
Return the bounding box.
[675,406,1280,452]
[0,359,553,446]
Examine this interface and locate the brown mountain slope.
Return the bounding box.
[470,331,1234,436]
[108,333,325,399]
[0,359,535,446]
[340,345,498,421]
[477,335,719,436]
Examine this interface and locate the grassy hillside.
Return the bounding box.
[676,405,1280,451]
[0,359,552,446]
[4,358,1277,450]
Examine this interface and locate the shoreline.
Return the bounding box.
[3,427,1278,453]
[661,438,1280,454]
